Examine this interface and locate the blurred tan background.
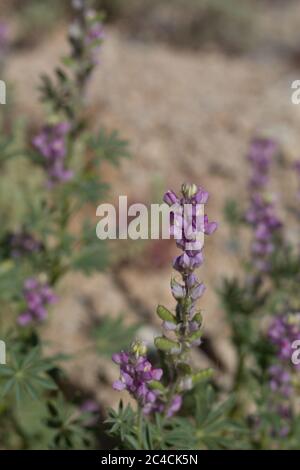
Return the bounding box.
[2,0,300,412]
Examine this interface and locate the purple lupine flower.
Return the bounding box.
[112,341,166,415]
[113,184,216,420]
[163,183,216,343]
[85,10,105,65]
[245,138,281,272]
[166,395,182,418]
[268,365,293,437]
[86,15,105,43]
[69,4,104,68]
[18,278,57,326]
[8,231,42,258]
[154,183,217,414]
[267,312,300,437]
[268,365,292,398]
[268,313,300,363]
[165,183,217,274]
[32,122,73,186]
[247,138,278,189]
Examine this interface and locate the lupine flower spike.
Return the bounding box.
[267,311,300,436]
[245,138,282,272]
[113,183,217,417]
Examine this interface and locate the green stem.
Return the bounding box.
[137,407,143,449]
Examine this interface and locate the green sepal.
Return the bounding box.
[188,329,203,342]
[154,337,181,354]
[156,305,176,324]
[192,368,214,385]
[193,311,203,324]
[149,381,166,393]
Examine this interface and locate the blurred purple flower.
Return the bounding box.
[268,365,292,398]
[8,231,42,258]
[18,278,57,326]
[167,395,182,418]
[245,138,281,272]
[32,122,73,186]
[268,313,300,363]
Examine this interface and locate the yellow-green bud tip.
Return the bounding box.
[181,183,197,199]
[131,340,147,357]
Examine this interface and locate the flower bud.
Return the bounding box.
[190,282,206,301]
[162,321,177,331]
[171,278,186,300]
[131,340,147,357]
[182,183,197,199]
[186,273,197,288]
[187,329,203,344]
[192,311,203,325]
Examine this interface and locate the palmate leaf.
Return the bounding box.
[46,395,93,450]
[270,243,300,280]
[38,71,74,119]
[224,198,244,226]
[219,277,266,317]
[0,118,22,166]
[93,314,140,356]
[192,384,249,449]
[163,417,198,450]
[72,241,108,274]
[105,401,136,444]
[88,129,130,166]
[71,220,109,274]
[64,177,109,205]
[0,262,25,302]
[0,346,57,403]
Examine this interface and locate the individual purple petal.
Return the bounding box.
[194,188,209,204]
[113,380,126,391]
[190,282,206,301]
[167,395,182,417]
[171,278,186,299]
[152,368,163,381]
[18,312,33,326]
